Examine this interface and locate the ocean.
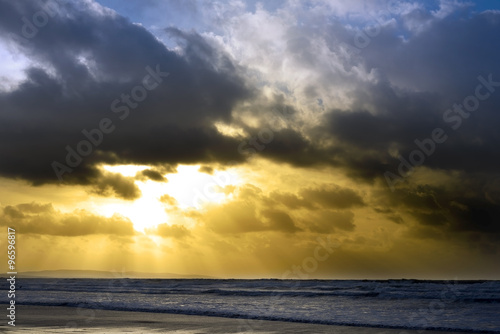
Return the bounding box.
[6,278,500,332]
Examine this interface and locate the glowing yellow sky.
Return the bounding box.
[92,164,242,231]
[1,0,500,280]
[1,160,499,279]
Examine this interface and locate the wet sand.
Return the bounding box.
[0,305,466,333]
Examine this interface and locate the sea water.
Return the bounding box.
[5,279,500,332]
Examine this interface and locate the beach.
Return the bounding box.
[0,305,469,334]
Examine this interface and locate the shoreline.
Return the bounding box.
[0,304,473,334]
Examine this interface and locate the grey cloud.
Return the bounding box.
[90,172,142,200]
[376,182,500,252]
[268,191,316,210]
[0,202,136,236]
[304,210,356,234]
[300,184,365,209]
[0,0,251,188]
[139,169,167,182]
[261,209,302,233]
[1,0,500,244]
[151,223,191,239]
[266,184,364,211]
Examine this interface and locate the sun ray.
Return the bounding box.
[88,164,241,232]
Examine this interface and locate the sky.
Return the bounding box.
[0,0,499,279]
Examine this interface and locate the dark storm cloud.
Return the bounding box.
[231,7,500,185]
[364,9,500,99]
[1,0,500,248]
[300,184,365,209]
[324,9,500,179]
[90,172,141,200]
[375,182,500,252]
[266,184,364,211]
[297,8,500,247]
[0,0,251,188]
[2,1,498,182]
[139,169,167,182]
